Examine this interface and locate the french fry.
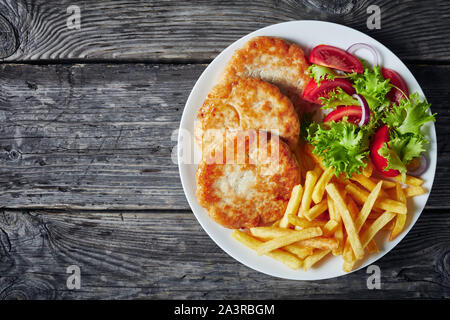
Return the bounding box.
[404,186,426,198]
[312,167,335,204]
[367,211,383,220]
[341,181,382,265]
[327,196,339,221]
[345,182,407,214]
[347,197,359,220]
[362,161,373,177]
[250,227,292,240]
[296,237,338,250]
[303,249,331,271]
[376,198,407,214]
[327,196,343,255]
[389,214,406,240]
[256,227,322,255]
[323,219,339,237]
[250,225,327,240]
[342,260,356,273]
[384,187,398,200]
[360,211,397,248]
[350,174,388,198]
[366,239,379,253]
[337,174,352,186]
[288,215,326,229]
[344,182,367,205]
[313,164,323,178]
[250,227,335,253]
[326,183,364,259]
[342,240,351,261]
[396,181,406,203]
[390,182,407,241]
[279,184,303,228]
[283,245,314,259]
[333,223,344,255]
[354,181,383,232]
[304,199,328,221]
[371,177,396,189]
[382,219,395,231]
[343,240,355,263]
[393,174,424,186]
[232,230,302,269]
[297,170,319,217]
[272,219,280,227]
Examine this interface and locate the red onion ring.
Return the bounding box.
[407,154,428,176]
[347,43,380,67]
[352,94,370,126]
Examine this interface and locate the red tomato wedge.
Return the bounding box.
[302,78,356,104]
[309,45,364,74]
[381,67,409,104]
[323,106,362,124]
[370,125,400,177]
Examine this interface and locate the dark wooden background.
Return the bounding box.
[0,0,449,299]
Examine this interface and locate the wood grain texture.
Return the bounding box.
[0,0,449,62]
[0,63,202,210]
[0,12,18,58]
[0,0,448,300]
[0,63,448,210]
[0,208,448,299]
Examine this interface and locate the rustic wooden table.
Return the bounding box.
[0,0,449,299]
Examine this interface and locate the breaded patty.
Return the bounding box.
[221,36,313,114]
[196,78,300,148]
[196,130,300,229]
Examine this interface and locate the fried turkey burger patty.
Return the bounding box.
[196,77,300,149]
[195,130,301,229]
[221,36,313,114]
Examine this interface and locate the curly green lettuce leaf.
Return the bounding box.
[307,64,356,85]
[318,87,359,110]
[378,143,405,176]
[380,92,435,181]
[378,132,426,180]
[306,121,369,177]
[308,65,337,83]
[384,92,436,136]
[350,65,391,113]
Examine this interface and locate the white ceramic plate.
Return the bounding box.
[178,21,437,280]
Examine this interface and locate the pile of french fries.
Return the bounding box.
[232,143,426,272]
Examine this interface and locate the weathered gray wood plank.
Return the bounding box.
[0,0,449,62]
[0,63,201,209]
[0,62,448,210]
[0,208,448,299]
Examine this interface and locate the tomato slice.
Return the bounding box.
[381,68,409,104]
[309,45,364,74]
[370,125,400,177]
[323,106,362,124]
[302,78,356,104]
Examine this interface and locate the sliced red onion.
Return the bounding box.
[407,154,428,176]
[352,94,370,126]
[347,43,380,67]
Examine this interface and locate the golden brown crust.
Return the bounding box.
[221,36,314,114]
[197,77,300,149]
[196,130,300,229]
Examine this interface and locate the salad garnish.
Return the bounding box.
[303,44,436,181]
